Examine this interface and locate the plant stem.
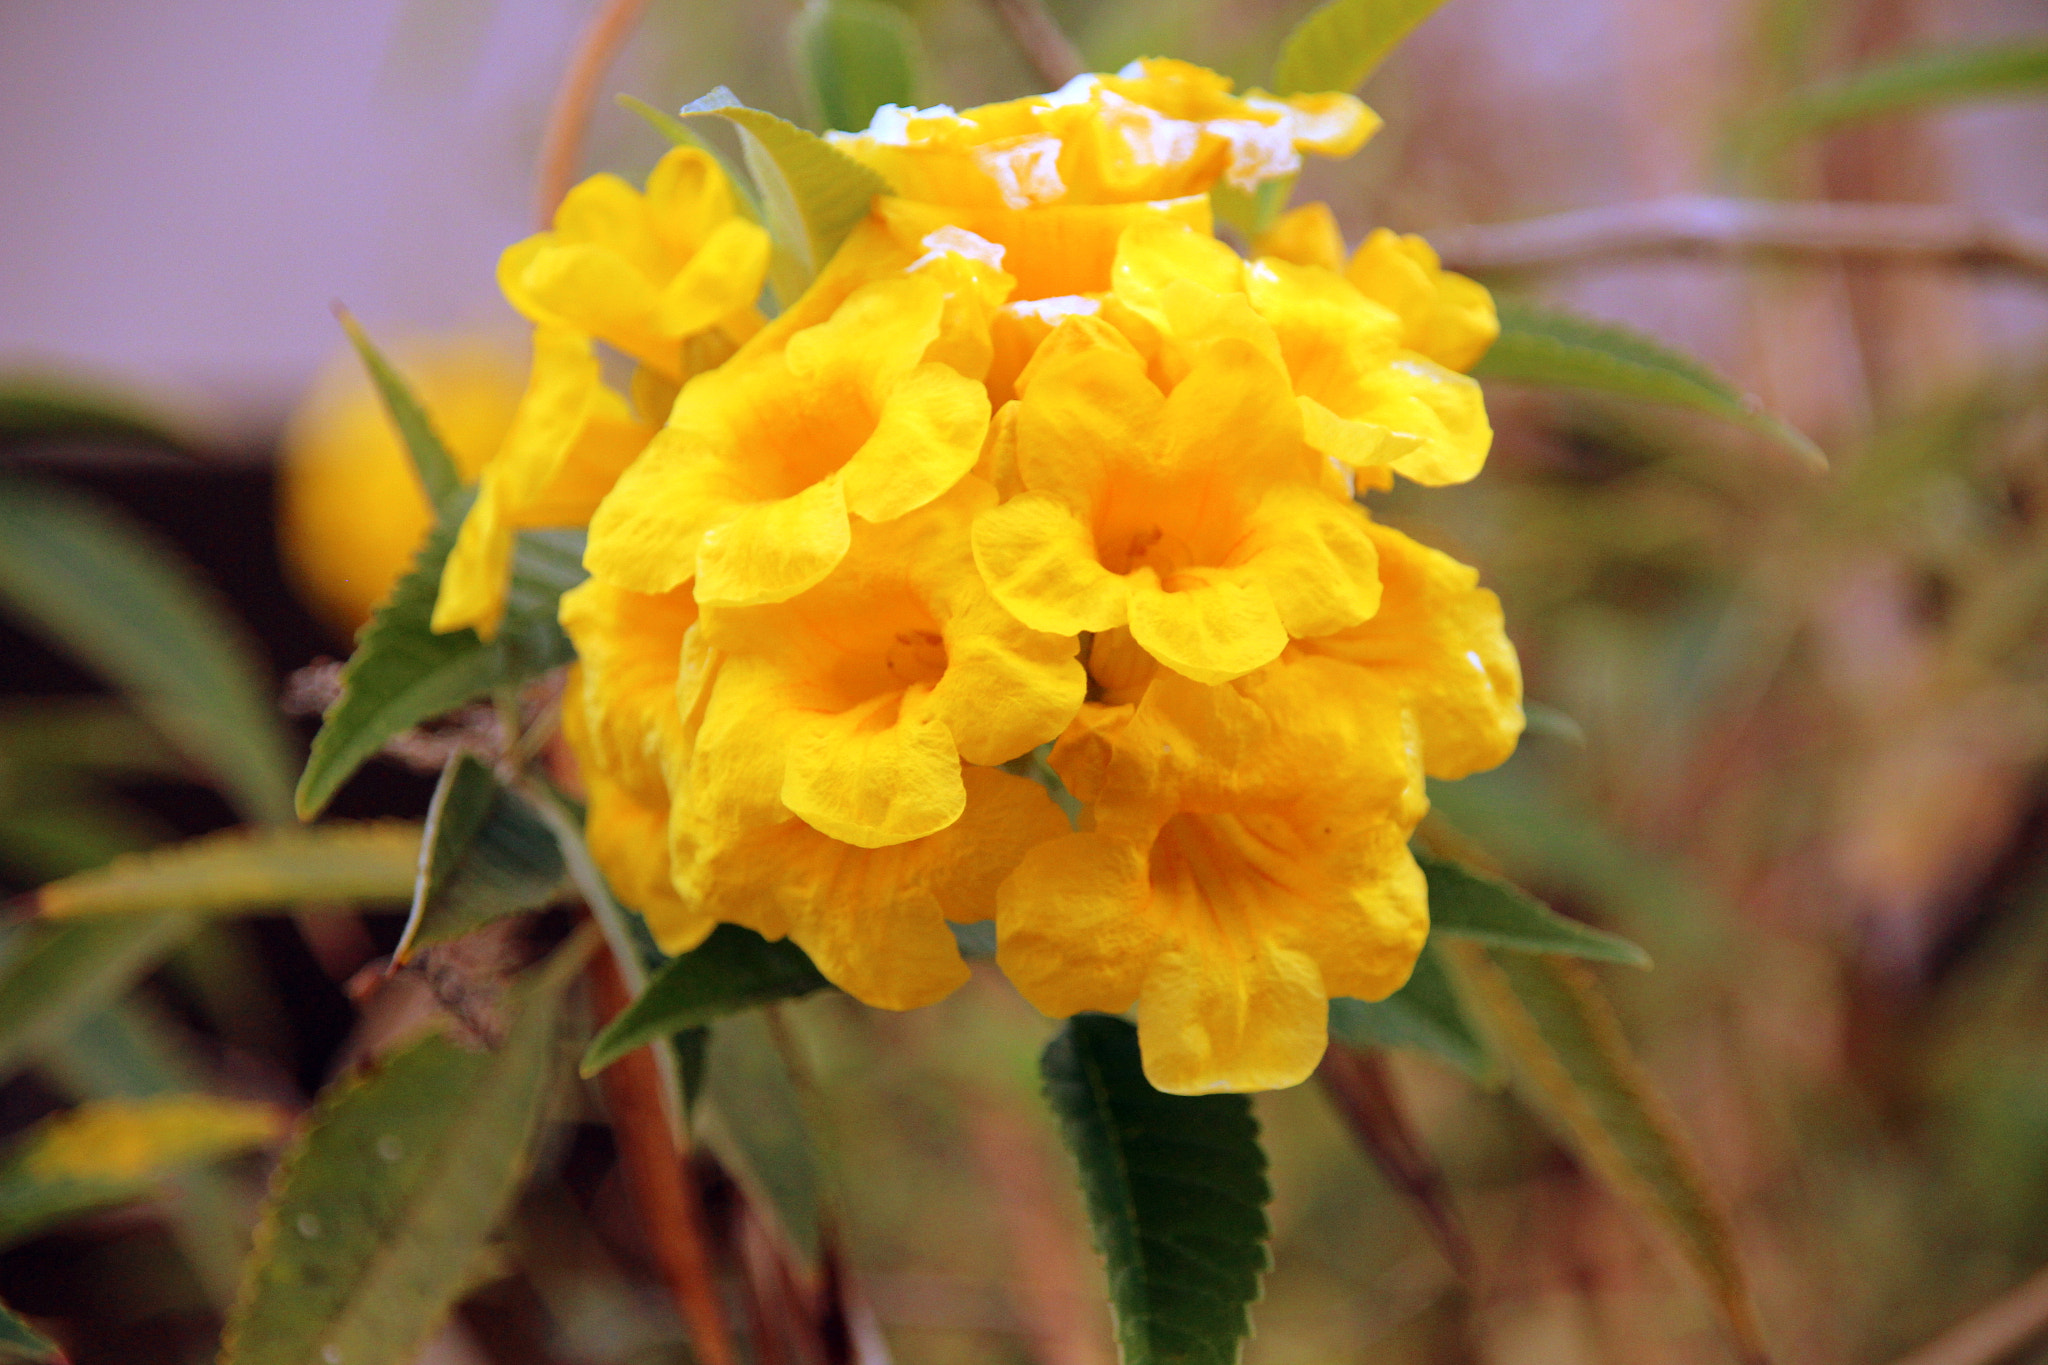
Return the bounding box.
[535,0,652,226]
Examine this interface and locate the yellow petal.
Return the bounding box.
[656,217,772,338]
[928,595,1085,766]
[432,478,514,639]
[1372,354,1492,486]
[972,491,1129,634]
[643,145,739,258]
[1126,566,1288,686]
[996,831,1156,1017]
[1233,485,1381,640]
[1138,934,1331,1094]
[517,242,668,374]
[1110,220,1244,327]
[1254,202,1345,272]
[840,363,989,523]
[780,685,965,848]
[693,472,852,606]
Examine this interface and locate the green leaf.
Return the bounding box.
[336,313,464,511]
[1041,1014,1270,1365]
[221,931,592,1365]
[28,822,420,919]
[1419,852,1650,966]
[680,87,892,307]
[0,1300,58,1363]
[0,372,190,452]
[0,699,185,782]
[1760,41,2048,143]
[581,924,831,1076]
[1451,946,1769,1362]
[0,474,297,826]
[793,0,924,133]
[0,917,197,1083]
[1475,297,1825,469]
[1272,0,1448,96]
[0,1095,285,1248]
[1329,936,1495,1082]
[1210,175,1296,245]
[615,95,764,225]
[395,754,568,960]
[295,492,585,818]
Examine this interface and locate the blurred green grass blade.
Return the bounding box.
[28,822,421,919]
[1453,946,1770,1363]
[680,87,891,307]
[1420,852,1650,966]
[615,95,764,224]
[793,0,924,133]
[0,700,185,782]
[337,312,463,511]
[1041,1014,1270,1365]
[295,495,584,818]
[0,373,191,451]
[395,754,568,961]
[1762,41,2048,142]
[0,1300,58,1362]
[1272,0,1448,95]
[0,474,297,825]
[1476,297,1825,470]
[221,930,592,1365]
[0,1096,285,1249]
[1329,936,1497,1082]
[0,916,196,1083]
[581,924,831,1076]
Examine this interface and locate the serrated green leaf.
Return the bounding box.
[0,917,197,1083]
[395,755,568,961]
[1759,41,2048,144]
[0,372,190,452]
[680,87,891,307]
[581,924,831,1076]
[1272,0,1448,95]
[0,1300,58,1363]
[1476,297,1825,469]
[221,931,591,1365]
[1329,936,1495,1082]
[29,822,420,919]
[1451,946,1769,1362]
[1420,852,1650,966]
[336,314,463,511]
[0,474,296,826]
[1041,1014,1270,1365]
[294,493,585,818]
[0,1095,285,1248]
[793,0,924,133]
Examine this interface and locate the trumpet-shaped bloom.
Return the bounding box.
[584,243,1011,607]
[499,148,771,381]
[971,313,1379,685]
[996,654,1430,1094]
[1345,228,1499,374]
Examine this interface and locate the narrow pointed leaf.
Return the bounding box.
[1476,297,1825,469]
[794,0,925,132]
[0,1301,58,1363]
[221,932,592,1365]
[680,87,891,306]
[0,1095,286,1248]
[0,917,196,1082]
[294,493,585,818]
[396,754,568,961]
[1450,945,1770,1363]
[336,314,463,511]
[1041,1014,1270,1365]
[1420,852,1649,966]
[1272,0,1449,95]
[29,822,420,920]
[0,372,189,451]
[581,924,831,1076]
[0,474,296,825]
[1761,41,2048,142]
[1329,936,1496,1082]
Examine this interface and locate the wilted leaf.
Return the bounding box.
[581,924,831,1076]
[0,1095,286,1248]
[1476,297,1825,470]
[1041,1014,1270,1365]
[794,0,924,132]
[0,474,296,826]
[1421,852,1650,966]
[680,87,891,307]
[0,1300,58,1363]
[1272,0,1448,95]
[1451,946,1769,1362]
[221,931,592,1365]
[1329,936,1496,1082]
[29,822,420,919]
[1758,40,2048,144]
[335,314,463,511]
[0,917,196,1083]
[395,755,567,961]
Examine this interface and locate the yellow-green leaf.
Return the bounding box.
[1758,41,2048,146]
[336,313,463,512]
[30,822,421,919]
[1329,936,1496,1082]
[0,917,197,1083]
[1272,0,1449,96]
[1420,852,1650,966]
[794,0,925,133]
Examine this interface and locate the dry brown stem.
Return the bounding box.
[535,0,652,227]
[1316,1044,1476,1284]
[983,0,1085,88]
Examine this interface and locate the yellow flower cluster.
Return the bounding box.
[536,60,1520,1093]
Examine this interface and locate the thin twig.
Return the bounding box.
[535,0,652,227]
[1889,1262,2048,1365]
[588,948,739,1365]
[1316,1045,1476,1284]
[1425,195,2048,280]
[983,0,1086,88]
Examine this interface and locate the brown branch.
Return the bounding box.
[1425,195,2048,280]
[1889,1263,2048,1365]
[1316,1045,1476,1284]
[983,0,1086,89]
[534,0,651,227]
[587,947,737,1365]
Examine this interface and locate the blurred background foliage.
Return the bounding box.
[2,0,2047,1362]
